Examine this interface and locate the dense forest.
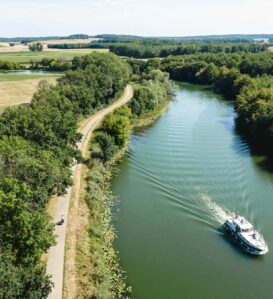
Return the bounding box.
[0,52,131,298]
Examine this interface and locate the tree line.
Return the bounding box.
[109,42,269,58]
[46,40,270,58]
[0,52,130,298]
[30,58,72,71]
[47,43,108,49]
[0,60,22,70]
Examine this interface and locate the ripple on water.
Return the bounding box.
[112,84,273,299]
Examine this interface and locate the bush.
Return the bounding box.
[29,42,43,52]
[101,113,130,146]
[0,60,22,70]
[92,132,118,162]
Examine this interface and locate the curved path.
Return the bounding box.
[46,85,133,299]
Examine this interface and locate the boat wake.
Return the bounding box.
[201,194,229,224]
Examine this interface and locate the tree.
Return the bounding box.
[213,66,241,98]
[101,113,130,146]
[0,136,72,205]
[0,178,55,264]
[93,132,118,162]
[29,42,43,52]
[0,250,53,299]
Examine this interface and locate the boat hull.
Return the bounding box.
[223,222,268,256]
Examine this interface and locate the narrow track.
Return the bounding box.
[46,85,133,299]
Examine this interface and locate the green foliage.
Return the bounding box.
[29,42,43,52]
[85,161,131,299]
[0,136,71,205]
[48,43,108,49]
[91,106,132,162]
[213,67,241,97]
[109,42,269,58]
[0,49,172,296]
[57,84,95,116]
[101,112,130,147]
[0,178,55,264]
[0,99,80,167]
[92,132,118,162]
[67,34,89,39]
[31,57,72,71]
[236,83,273,146]
[239,52,273,76]
[0,250,53,299]
[0,52,131,296]
[0,60,22,70]
[195,62,220,84]
[129,69,175,116]
[161,52,273,155]
[61,52,131,105]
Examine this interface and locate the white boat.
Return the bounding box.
[223,214,268,255]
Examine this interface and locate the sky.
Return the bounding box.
[0,0,273,37]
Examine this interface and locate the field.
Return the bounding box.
[0,74,59,112]
[0,38,100,52]
[0,49,108,65]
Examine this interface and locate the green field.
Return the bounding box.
[0,49,108,65]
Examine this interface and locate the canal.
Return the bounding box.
[112,83,273,299]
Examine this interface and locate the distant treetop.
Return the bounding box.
[67,34,90,39]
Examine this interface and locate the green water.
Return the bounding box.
[111,83,273,299]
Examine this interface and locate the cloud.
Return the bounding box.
[0,0,272,36]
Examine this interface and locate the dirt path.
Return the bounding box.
[46,85,133,299]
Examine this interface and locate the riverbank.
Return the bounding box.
[132,97,171,131]
[72,86,173,298]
